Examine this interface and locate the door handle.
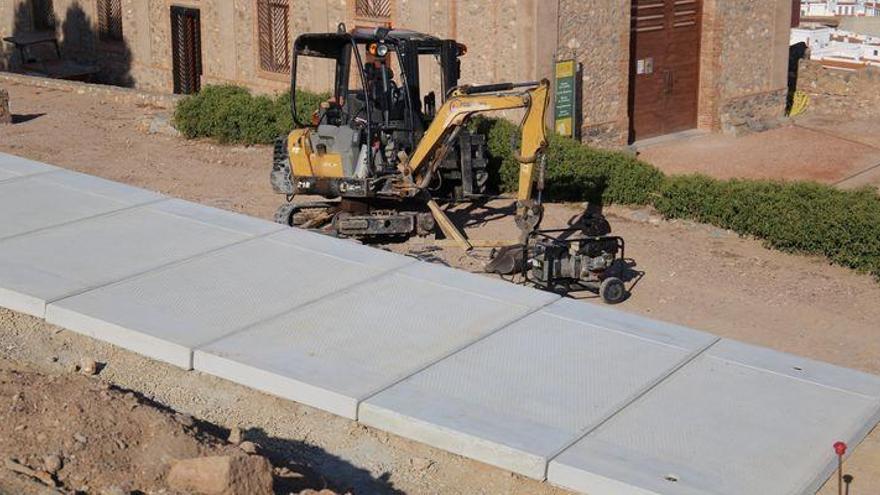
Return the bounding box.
[663,70,675,94]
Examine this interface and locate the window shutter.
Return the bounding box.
[354,0,393,21]
[257,0,291,74]
[31,0,56,31]
[97,0,124,42]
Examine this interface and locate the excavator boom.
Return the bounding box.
[401,79,551,246]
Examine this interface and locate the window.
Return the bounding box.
[31,0,55,31]
[354,0,392,21]
[257,0,290,74]
[97,0,123,42]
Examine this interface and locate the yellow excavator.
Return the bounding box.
[271,25,627,303]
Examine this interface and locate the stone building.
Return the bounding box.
[0,0,793,146]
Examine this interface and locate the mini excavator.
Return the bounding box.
[270,25,627,303]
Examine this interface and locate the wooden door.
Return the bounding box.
[629,0,702,141]
[171,6,202,94]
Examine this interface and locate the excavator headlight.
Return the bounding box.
[368,43,389,57]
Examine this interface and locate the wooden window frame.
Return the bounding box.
[97,0,124,44]
[255,0,291,80]
[350,0,395,27]
[31,0,56,31]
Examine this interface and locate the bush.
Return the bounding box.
[175,92,880,281]
[655,175,880,279]
[475,117,663,205]
[477,116,880,280]
[173,85,327,145]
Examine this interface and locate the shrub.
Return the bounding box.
[655,175,880,279]
[474,117,663,205]
[173,85,327,145]
[175,91,880,281]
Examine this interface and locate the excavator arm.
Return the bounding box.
[401,79,551,247]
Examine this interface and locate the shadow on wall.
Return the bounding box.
[7,0,133,87]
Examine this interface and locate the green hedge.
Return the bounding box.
[655,176,880,278]
[474,117,663,205]
[475,116,880,280]
[172,87,880,280]
[173,85,327,145]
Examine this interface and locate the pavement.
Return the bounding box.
[1,151,879,494]
[638,117,880,190]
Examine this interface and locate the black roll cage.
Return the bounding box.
[289,26,464,171]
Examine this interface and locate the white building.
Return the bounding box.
[792,24,880,69]
[801,0,880,16]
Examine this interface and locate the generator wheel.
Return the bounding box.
[599,277,626,304]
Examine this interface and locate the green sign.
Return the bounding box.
[554,59,577,138]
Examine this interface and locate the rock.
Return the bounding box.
[238,441,258,455]
[299,490,337,495]
[79,358,98,376]
[409,457,433,471]
[227,426,243,445]
[0,89,10,125]
[43,454,62,474]
[175,413,194,428]
[4,458,57,487]
[100,486,127,495]
[73,432,87,444]
[148,114,181,137]
[166,455,273,495]
[627,208,652,223]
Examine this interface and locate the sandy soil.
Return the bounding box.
[638,119,880,189]
[0,349,328,495]
[1,80,879,494]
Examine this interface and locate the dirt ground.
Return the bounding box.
[639,116,880,190]
[1,80,880,494]
[0,355,241,494]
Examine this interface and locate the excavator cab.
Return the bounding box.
[271,24,489,210]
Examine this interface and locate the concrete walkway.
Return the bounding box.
[1,152,878,494]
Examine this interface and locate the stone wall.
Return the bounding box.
[797,59,880,118]
[719,89,788,136]
[699,0,790,133]
[0,0,134,86]
[0,72,180,109]
[557,0,630,148]
[0,0,792,146]
[0,87,10,124]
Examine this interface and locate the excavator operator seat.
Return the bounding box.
[315,124,361,177]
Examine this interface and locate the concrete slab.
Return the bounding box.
[46,229,414,369]
[0,152,59,182]
[0,199,282,317]
[359,298,719,479]
[0,169,163,240]
[548,339,880,495]
[193,261,559,419]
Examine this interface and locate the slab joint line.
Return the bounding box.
[0,168,64,184]
[192,259,420,352]
[45,227,286,306]
[0,197,169,243]
[542,336,722,477]
[355,295,562,419]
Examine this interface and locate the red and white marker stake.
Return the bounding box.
[834,441,847,495]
